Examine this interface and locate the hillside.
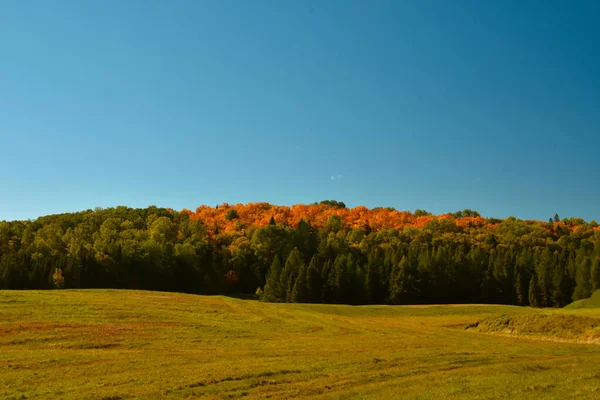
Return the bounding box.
[2,290,600,399]
[1,203,600,308]
[565,290,600,309]
[467,312,600,344]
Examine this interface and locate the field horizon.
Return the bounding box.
[2,289,600,399]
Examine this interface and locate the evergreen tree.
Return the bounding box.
[320,259,332,302]
[552,263,571,307]
[322,261,337,303]
[514,266,527,305]
[573,257,593,301]
[263,257,283,302]
[364,256,379,303]
[353,263,368,304]
[480,265,493,303]
[389,256,407,304]
[528,275,541,308]
[306,256,321,303]
[536,247,555,307]
[281,248,305,302]
[291,264,308,303]
[332,254,348,303]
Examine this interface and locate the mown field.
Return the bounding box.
[2,290,600,400]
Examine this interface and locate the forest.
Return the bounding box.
[1,201,599,307]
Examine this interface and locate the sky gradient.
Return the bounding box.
[1,0,599,222]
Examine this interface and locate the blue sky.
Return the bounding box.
[1,0,599,222]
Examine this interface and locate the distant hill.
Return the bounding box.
[565,290,600,309]
[1,203,599,309]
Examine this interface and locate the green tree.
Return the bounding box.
[552,263,571,307]
[225,209,239,220]
[263,257,283,302]
[364,258,378,304]
[306,256,321,302]
[281,248,305,302]
[514,266,527,305]
[291,264,308,303]
[573,257,593,301]
[528,275,541,308]
[389,256,408,304]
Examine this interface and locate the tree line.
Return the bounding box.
[1,203,599,307]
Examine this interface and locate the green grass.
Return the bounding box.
[565,290,600,309]
[468,313,600,343]
[2,290,600,399]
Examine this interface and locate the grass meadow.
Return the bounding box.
[2,290,600,399]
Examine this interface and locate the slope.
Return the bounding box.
[2,290,600,399]
[565,290,600,309]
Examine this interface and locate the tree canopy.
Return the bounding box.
[1,202,599,308]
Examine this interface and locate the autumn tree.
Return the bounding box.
[52,268,65,289]
[0,202,597,308]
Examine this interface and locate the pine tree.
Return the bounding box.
[528,275,541,308]
[331,254,347,303]
[263,257,283,301]
[514,266,527,305]
[480,266,492,303]
[291,264,307,303]
[389,256,407,304]
[536,247,555,307]
[364,258,378,304]
[353,263,368,305]
[281,248,305,302]
[573,257,593,301]
[306,256,321,303]
[552,263,571,307]
[322,261,337,303]
[285,277,295,303]
[320,259,332,302]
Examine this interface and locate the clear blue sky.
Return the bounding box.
[1,0,599,222]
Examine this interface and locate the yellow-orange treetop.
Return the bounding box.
[180,202,491,233]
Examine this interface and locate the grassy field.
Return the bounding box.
[565,290,600,309]
[2,290,600,399]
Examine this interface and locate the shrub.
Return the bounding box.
[52,268,65,289]
[255,287,264,299]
